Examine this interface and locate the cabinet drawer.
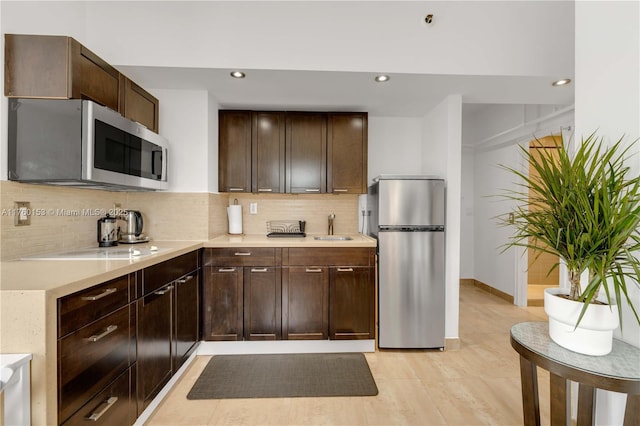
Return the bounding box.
[283,248,373,266]
[61,367,135,426]
[58,305,133,423]
[143,251,198,295]
[58,275,131,338]
[204,248,277,267]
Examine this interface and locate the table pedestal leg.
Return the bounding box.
[576,384,595,426]
[624,394,639,426]
[519,355,540,426]
[550,373,570,426]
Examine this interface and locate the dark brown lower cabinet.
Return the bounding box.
[62,366,136,426]
[137,283,173,414]
[329,266,375,339]
[203,266,244,340]
[282,266,329,339]
[244,267,281,340]
[173,269,200,371]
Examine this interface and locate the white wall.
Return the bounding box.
[154,89,211,192]
[460,146,474,278]
[208,93,220,193]
[575,2,639,423]
[422,95,462,340]
[367,116,422,182]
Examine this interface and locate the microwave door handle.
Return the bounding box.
[152,150,162,178]
[160,148,167,181]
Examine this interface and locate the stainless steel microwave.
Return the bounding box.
[8,98,168,191]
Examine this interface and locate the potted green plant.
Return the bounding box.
[500,132,640,355]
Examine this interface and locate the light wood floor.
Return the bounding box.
[147,282,550,425]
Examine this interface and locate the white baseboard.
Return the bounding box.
[197,339,376,355]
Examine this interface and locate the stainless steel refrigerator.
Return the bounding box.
[368,176,446,349]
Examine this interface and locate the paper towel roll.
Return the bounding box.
[227,205,243,235]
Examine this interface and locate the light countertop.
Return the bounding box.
[205,233,377,248]
[1,234,376,295]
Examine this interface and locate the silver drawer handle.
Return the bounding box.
[86,325,118,342]
[86,396,118,421]
[305,268,322,273]
[228,188,245,192]
[251,268,268,273]
[337,268,354,272]
[82,288,117,301]
[258,188,273,192]
[304,188,320,192]
[234,252,251,256]
[154,285,174,296]
[219,268,236,272]
[177,275,194,284]
[333,189,348,193]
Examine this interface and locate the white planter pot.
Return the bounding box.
[544,288,619,356]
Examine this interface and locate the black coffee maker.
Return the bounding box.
[97,214,118,247]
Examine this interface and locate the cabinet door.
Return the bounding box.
[137,283,173,414]
[329,266,374,339]
[120,76,159,132]
[71,40,120,111]
[203,266,244,340]
[219,110,252,193]
[282,266,328,339]
[173,270,200,371]
[252,112,285,193]
[327,112,368,194]
[286,112,327,194]
[244,267,281,340]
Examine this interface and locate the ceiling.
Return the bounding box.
[118,65,575,117]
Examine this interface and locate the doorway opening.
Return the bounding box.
[526,135,560,306]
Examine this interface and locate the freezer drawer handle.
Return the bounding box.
[251,268,269,273]
[86,396,118,421]
[305,268,322,273]
[337,268,354,272]
[82,287,117,301]
[234,252,251,256]
[86,325,118,342]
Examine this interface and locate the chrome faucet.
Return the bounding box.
[328,213,336,235]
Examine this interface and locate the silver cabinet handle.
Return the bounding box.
[234,252,251,256]
[228,188,245,192]
[305,268,322,273]
[304,188,320,192]
[86,396,118,421]
[86,325,118,342]
[219,268,236,272]
[177,275,194,284]
[258,188,273,192]
[251,268,268,273]
[154,285,173,295]
[337,268,354,272]
[333,189,348,193]
[82,288,117,301]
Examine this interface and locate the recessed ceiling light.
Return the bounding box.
[230,71,246,79]
[375,75,390,83]
[552,78,571,86]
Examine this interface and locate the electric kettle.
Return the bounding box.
[97,214,118,247]
[118,210,150,243]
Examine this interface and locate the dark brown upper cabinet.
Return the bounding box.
[218,110,368,194]
[252,112,286,193]
[5,34,159,133]
[119,75,159,132]
[285,112,327,194]
[218,110,252,193]
[328,112,368,194]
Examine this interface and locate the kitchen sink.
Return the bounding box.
[313,236,353,241]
